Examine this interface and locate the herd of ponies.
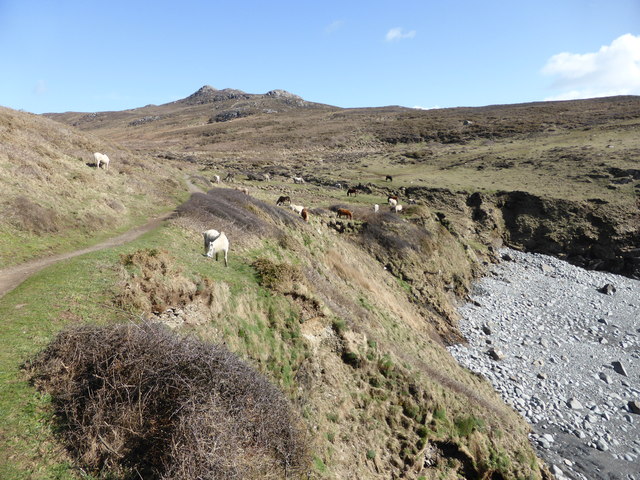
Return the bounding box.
[91,153,405,268]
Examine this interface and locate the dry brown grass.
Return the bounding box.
[0,106,192,266]
[27,322,311,479]
[114,248,216,315]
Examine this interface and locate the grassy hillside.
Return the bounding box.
[2,90,639,478]
[0,107,193,267]
[2,187,548,479]
[46,90,640,211]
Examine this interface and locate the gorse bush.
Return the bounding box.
[28,323,310,479]
[252,257,304,294]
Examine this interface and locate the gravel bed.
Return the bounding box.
[448,248,640,480]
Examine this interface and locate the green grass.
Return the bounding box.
[0,240,126,478]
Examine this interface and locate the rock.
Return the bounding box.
[568,398,583,410]
[596,439,610,451]
[482,322,494,335]
[628,401,640,415]
[598,372,613,384]
[541,263,555,273]
[488,348,505,360]
[537,372,547,380]
[612,361,629,376]
[598,283,616,295]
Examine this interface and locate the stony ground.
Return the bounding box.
[448,248,640,480]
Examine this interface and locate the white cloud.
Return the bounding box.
[385,27,416,42]
[325,20,344,34]
[542,33,640,100]
[33,80,48,95]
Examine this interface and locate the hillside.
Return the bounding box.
[45,89,640,209]
[1,89,638,479]
[0,106,193,267]
[46,88,640,276]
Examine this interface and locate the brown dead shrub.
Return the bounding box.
[4,195,60,234]
[27,322,311,479]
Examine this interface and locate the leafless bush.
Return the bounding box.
[28,322,310,479]
[176,189,300,245]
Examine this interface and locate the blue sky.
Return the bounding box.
[1,0,639,114]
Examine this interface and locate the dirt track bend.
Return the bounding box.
[0,175,204,299]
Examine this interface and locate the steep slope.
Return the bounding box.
[0,106,191,267]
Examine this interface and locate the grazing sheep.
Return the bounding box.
[388,197,398,207]
[385,175,393,182]
[203,229,220,255]
[94,152,110,170]
[391,204,403,213]
[374,204,379,213]
[224,172,235,182]
[337,208,353,220]
[346,188,357,197]
[203,230,229,267]
[213,175,221,184]
[300,208,309,222]
[290,204,305,214]
[276,195,291,206]
[235,186,249,195]
[292,176,305,184]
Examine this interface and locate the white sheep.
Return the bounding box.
[290,204,305,214]
[292,176,305,184]
[203,229,229,267]
[213,175,221,184]
[94,152,110,170]
[203,229,220,254]
[374,204,379,213]
[390,204,403,213]
[388,197,398,207]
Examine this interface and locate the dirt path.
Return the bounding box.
[0,175,205,299]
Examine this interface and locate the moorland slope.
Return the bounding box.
[1,89,638,479]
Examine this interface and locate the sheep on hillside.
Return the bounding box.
[94,152,110,171]
[203,229,229,267]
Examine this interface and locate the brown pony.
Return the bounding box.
[300,208,309,222]
[336,208,353,220]
[346,188,357,197]
[276,195,291,206]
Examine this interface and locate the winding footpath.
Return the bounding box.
[0,176,204,299]
[448,248,640,480]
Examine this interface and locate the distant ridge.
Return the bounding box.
[178,85,306,106]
